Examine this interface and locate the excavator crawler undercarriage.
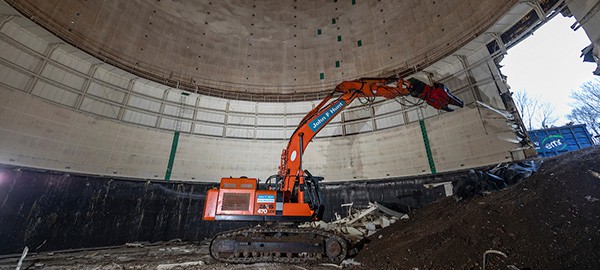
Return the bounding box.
[210,226,348,264]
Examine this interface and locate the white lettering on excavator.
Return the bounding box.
[329,101,344,115]
[311,116,327,131]
[309,100,346,132]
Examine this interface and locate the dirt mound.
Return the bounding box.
[357,146,600,270]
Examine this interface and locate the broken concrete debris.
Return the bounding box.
[125,242,145,248]
[319,259,362,269]
[300,202,408,244]
[340,258,362,267]
[156,260,205,270]
[585,195,599,202]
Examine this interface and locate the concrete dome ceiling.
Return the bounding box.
[7,0,517,101]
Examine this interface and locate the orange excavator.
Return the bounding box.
[202,77,463,263]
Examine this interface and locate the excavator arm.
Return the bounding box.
[277,77,464,207]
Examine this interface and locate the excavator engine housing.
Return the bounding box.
[203,177,318,222]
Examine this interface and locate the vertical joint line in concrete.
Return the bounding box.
[456,54,481,102]
[424,72,435,85]
[0,15,16,31]
[370,106,377,131]
[485,60,509,96]
[174,94,186,131]
[191,96,201,134]
[222,101,230,137]
[419,119,436,174]
[75,63,102,109]
[155,89,169,128]
[283,103,289,139]
[253,103,258,139]
[26,42,61,94]
[487,33,507,55]
[341,112,347,136]
[118,78,137,120]
[522,0,547,22]
[165,130,180,181]
[401,103,409,126]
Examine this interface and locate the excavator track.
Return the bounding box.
[209,227,347,264]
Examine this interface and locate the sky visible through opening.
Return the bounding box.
[500,14,597,128]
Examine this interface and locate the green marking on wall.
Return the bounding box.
[352,0,356,5]
[164,130,180,181]
[332,18,336,24]
[335,61,340,68]
[357,40,362,47]
[319,72,324,80]
[337,35,342,42]
[317,29,322,35]
[419,120,436,174]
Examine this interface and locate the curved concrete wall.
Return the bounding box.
[5,0,517,100]
[0,13,449,140]
[1,1,550,181]
[0,84,516,181]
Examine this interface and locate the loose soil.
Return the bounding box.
[357,146,600,270]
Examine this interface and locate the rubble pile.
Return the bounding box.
[357,146,600,269]
[300,202,409,245]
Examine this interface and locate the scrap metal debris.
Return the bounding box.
[300,202,408,244]
[452,160,542,201]
[475,101,532,148]
[15,246,28,270]
[482,250,508,270]
[424,161,543,201]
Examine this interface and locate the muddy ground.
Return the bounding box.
[1,146,598,269]
[0,240,339,270]
[358,146,600,269]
